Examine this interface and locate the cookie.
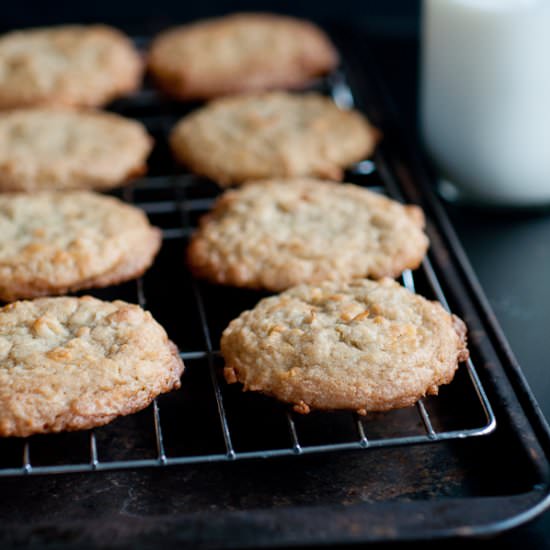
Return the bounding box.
[221,278,469,414]
[0,296,184,437]
[0,108,152,192]
[170,92,379,185]
[188,178,428,291]
[0,25,142,109]
[0,191,161,302]
[148,13,339,101]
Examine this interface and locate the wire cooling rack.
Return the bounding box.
[0,48,496,477]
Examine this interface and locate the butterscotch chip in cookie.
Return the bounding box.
[0,25,142,109]
[0,296,184,437]
[148,13,339,101]
[221,278,469,414]
[0,108,152,192]
[0,191,161,302]
[170,92,379,185]
[188,178,428,291]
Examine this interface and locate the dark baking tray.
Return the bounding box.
[0,42,497,477]
[1,23,550,547]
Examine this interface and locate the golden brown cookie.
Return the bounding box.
[170,92,379,185]
[0,296,184,437]
[0,191,161,302]
[188,178,428,290]
[148,13,339,100]
[221,278,469,414]
[0,108,152,192]
[0,25,142,109]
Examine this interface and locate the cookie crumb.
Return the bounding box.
[224,366,238,384]
[293,401,311,415]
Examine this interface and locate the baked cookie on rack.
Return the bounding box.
[0,25,142,109]
[0,108,152,192]
[187,178,428,291]
[0,191,161,302]
[221,278,469,414]
[148,13,339,101]
[170,92,379,185]
[0,296,184,437]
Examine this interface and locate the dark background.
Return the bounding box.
[2,0,550,546]
[1,0,420,31]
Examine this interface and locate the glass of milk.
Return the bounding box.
[420,0,550,207]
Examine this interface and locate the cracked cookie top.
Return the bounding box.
[170,92,379,185]
[148,13,338,100]
[0,191,161,301]
[221,278,468,414]
[0,25,142,109]
[188,178,428,290]
[0,108,152,191]
[0,296,184,437]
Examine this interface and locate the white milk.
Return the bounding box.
[421,0,550,206]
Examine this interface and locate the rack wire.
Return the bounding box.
[0,49,496,477]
